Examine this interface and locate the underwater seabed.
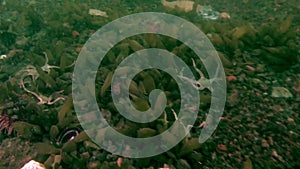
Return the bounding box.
[0,0,299,168]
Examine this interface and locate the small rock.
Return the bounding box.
[220,12,230,19]
[272,150,284,162]
[217,144,227,151]
[268,136,274,146]
[72,31,80,37]
[226,75,237,81]
[292,86,300,92]
[87,161,101,169]
[81,152,90,159]
[245,65,255,71]
[89,9,108,17]
[161,0,194,13]
[287,117,296,125]
[271,87,293,98]
[261,139,269,148]
[21,160,46,169]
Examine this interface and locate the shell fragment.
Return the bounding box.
[89,9,108,17]
[271,87,293,98]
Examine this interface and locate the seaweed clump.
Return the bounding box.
[206,16,299,72]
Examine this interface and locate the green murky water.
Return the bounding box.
[0,0,299,168]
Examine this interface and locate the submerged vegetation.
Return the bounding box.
[0,0,299,168]
[204,16,298,72]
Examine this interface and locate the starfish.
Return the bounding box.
[20,78,65,105]
[41,52,60,74]
[178,58,220,92]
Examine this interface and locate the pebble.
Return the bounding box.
[87,161,101,169]
[89,9,108,17]
[226,75,237,81]
[261,139,269,148]
[268,136,274,146]
[246,65,255,71]
[217,144,227,151]
[81,152,90,159]
[220,12,231,19]
[287,117,296,125]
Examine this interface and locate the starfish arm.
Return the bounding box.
[47,97,65,105]
[43,52,49,65]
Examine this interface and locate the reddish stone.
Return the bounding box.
[218,144,227,151]
[226,75,237,81]
[72,31,80,37]
[117,157,122,167]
